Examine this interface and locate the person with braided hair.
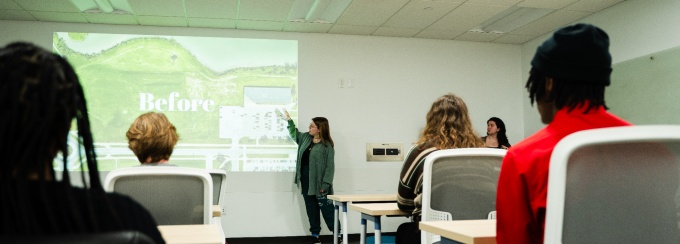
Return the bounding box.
[0,42,164,243]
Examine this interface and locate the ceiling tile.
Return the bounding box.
[414,29,465,40]
[30,11,87,23]
[428,3,509,31]
[283,22,332,33]
[372,27,420,38]
[328,24,378,35]
[83,13,138,25]
[14,0,79,12]
[0,9,36,21]
[236,20,285,31]
[518,0,579,10]
[137,16,187,27]
[565,0,624,12]
[238,0,294,21]
[382,0,463,29]
[185,0,238,19]
[454,31,503,42]
[0,1,22,10]
[492,34,537,44]
[188,18,237,29]
[465,0,522,6]
[510,9,591,36]
[335,0,409,27]
[128,0,185,17]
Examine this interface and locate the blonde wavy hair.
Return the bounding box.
[417,94,484,149]
[126,112,179,163]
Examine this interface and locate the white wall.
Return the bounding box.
[0,20,523,237]
[521,0,680,136]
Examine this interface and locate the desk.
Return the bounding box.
[419,220,495,244]
[158,224,223,244]
[328,194,396,244]
[212,205,221,217]
[349,203,409,244]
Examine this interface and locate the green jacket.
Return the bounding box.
[288,120,335,196]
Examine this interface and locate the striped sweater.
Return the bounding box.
[397,144,438,218]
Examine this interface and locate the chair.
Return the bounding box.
[544,125,680,244]
[207,169,227,242]
[104,167,213,225]
[420,148,506,244]
[207,169,227,207]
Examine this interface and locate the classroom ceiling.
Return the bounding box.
[0,0,625,44]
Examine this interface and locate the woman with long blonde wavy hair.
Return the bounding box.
[395,93,483,244]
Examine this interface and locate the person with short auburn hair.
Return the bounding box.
[126,112,179,165]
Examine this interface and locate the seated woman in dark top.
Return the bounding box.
[396,94,484,244]
[482,117,511,149]
[0,42,165,244]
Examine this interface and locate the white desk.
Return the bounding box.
[158,224,223,244]
[349,202,409,244]
[328,194,397,244]
[419,220,496,244]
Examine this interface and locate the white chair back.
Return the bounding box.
[545,125,680,244]
[104,167,213,225]
[421,148,506,244]
[207,169,227,206]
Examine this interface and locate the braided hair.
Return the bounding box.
[526,68,608,113]
[0,42,122,234]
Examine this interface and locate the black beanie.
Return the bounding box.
[531,23,612,85]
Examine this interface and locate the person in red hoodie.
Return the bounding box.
[495,23,631,243]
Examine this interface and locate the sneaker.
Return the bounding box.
[306,235,321,244]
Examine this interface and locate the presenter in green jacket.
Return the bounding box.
[281,109,339,244]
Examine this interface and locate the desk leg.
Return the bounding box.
[360,218,367,244]
[342,202,348,244]
[333,201,339,244]
[374,217,382,244]
[441,237,463,244]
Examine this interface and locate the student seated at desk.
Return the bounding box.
[127,112,179,166]
[496,24,632,244]
[396,94,484,244]
[0,42,165,244]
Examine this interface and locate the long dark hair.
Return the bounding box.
[312,117,334,147]
[526,68,607,113]
[487,117,509,147]
[0,42,121,233]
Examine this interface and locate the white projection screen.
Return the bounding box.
[53,32,298,172]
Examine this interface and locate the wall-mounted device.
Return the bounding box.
[366,143,404,162]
